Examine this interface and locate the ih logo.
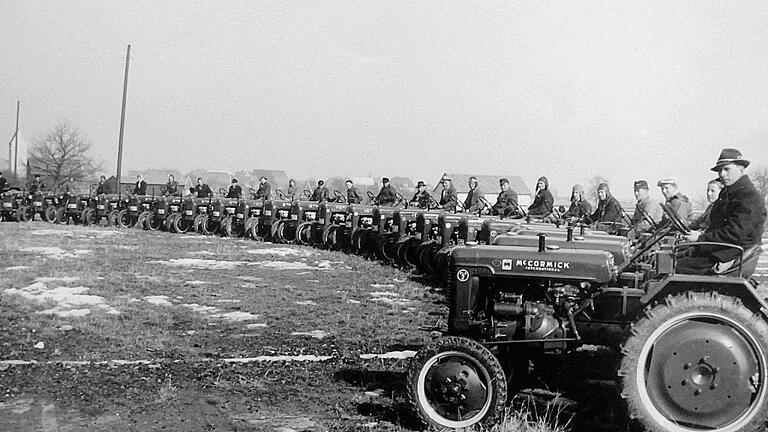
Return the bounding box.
[456,269,470,282]
[502,259,512,270]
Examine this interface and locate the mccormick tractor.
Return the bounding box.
[229,198,263,238]
[290,200,321,245]
[1,189,26,222]
[317,202,349,250]
[249,199,292,241]
[406,204,768,432]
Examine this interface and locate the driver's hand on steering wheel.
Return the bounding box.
[684,230,702,242]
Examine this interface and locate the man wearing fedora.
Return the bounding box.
[491,178,522,218]
[677,148,766,275]
[409,181,433,209]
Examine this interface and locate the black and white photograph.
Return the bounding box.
[1,2,768,431]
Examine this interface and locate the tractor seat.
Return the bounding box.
[712,244,763,278]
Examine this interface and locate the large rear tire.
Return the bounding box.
[44,206,58,223]
[619,292,768,432]
[117,210,133,228]
[147,215,162,231]
[174,215,191,234]
[202,216,218,235]
[295,222,313,245]
[19,205,35,222]
[107,210,119,226]
[407,336,507,430]
[55,207,67,225]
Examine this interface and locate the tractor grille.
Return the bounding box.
[446,257,456,334]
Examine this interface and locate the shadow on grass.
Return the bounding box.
[334,367,424,431]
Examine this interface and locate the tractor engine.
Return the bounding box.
[447,243,616,350]
[488,282,585,346]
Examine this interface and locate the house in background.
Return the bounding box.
[235,169,290,191]
[432,173,532,207]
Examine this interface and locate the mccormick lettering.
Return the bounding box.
[515,259,570,272]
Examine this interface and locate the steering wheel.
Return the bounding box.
[395,193,408,208]
[428,195,441,210]
[302,190,312,200]
[333,190,347,203]
[478,196,492,215]
[366,191,377,205]
[218,187,227,197]
[660,202,690,234]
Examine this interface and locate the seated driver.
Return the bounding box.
[677,148,766,275]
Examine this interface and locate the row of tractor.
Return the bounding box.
[3,187,767,432]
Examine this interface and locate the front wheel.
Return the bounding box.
[19,205,35,222]
[295,222,313,245]
[55,207,67,225]
[147,215,162,231]
[407,336,507,430]
[619,292,768,432]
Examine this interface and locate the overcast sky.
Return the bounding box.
[2,1,767,200]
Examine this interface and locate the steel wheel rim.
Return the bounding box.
[417,350,494,428]
[636,310,767,432]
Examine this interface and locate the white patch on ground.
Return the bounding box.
[256,261,319,271]
[371,284,395,289]
[290,330,329,339]
[144,295,173,306]
[4,266,31,271]
[184,280,210,285]
[369,291,398,297]
[115,245,138,250]
[35,277,80,283]
[295,300,317,306]
[181,303,259,321]
[359,350,417,360]
[347,299,361,304]
[187,251,216,256]
[31,229,68,236]
[371,297,412,306]
[183,303,220,313]
[20,247,91,260]
[136,275,161,282]
[4,281,118,317]
[246,323,268,329]
[307,280,320,283]
[223,355,332,363]
[316,260,336,269]
[215,299,241,303]
[79,229,120,237]
[148,258,247,270]
[246,247,313,257]
[216,311,259,321]
[296,271,311,275]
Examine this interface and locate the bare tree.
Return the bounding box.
[751,165,768,201]
[585,175,610,206]
[29,122,102,191]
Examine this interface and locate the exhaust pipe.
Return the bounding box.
[538,233,546,252]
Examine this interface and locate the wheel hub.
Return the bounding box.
[426,358,488,420]
[646,319,760,428]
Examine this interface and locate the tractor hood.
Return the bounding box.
[492,232,630,264]
[449,244,616,284]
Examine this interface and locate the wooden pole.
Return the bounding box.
[14,100,19,177]
[116,45,130,200]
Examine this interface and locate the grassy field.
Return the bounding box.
[3,221,765,431]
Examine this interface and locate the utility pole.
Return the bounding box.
[14,101,19,177]
[116,44,130,200]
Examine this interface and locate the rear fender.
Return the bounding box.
[641,274,768,318]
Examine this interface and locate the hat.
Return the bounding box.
[416,181,426,187]
[318,180,324,185]
[633,180,649,191]
[345,179,353,183]
[656,178,677,187]
[597,183,610,193]
[442,177,451,182]
[499,178,509,185]
[259,176,267,181]
[711,148,750,172]
[34,174,40,178]
[232,178,238,183]
[382,177,389,183]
